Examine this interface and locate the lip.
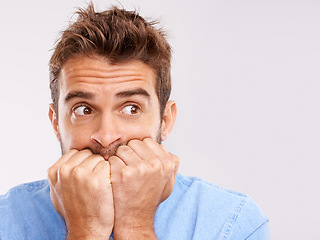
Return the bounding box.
[96,149,114,161]
[89,146,119,161]
[82,143,123,161]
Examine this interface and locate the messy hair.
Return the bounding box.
[49,3,172,118]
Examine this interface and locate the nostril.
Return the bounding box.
[91,136,102,146]
[91,132,122,150]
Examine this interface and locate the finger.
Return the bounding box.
[144,139,178,175]
[161,153,180,202]
[108,156,126,170]
[142,138,171,169]
[62,149,93,168]
[49,149,78,172]
[170,153,180,177]
[108,156,126,181]
[115,145,143,167]
[127,139,158,166]
[159,144,169,153]
[47,149,78,185]
[143,138,168,158]
[92,160,111,183]
[57,150,94,182]
[75,154,105,174]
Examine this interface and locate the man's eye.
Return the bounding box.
[121,105,140,115]
[73,106,93,116]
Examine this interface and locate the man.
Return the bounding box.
[0,3,269,240]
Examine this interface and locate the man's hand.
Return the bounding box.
[109,138,180,240]
[47,149,114,240]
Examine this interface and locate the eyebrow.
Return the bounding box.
[115,88,151,99]
[64,91,95,103]
[64,88,150,103]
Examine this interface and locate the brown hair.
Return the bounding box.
[49,3,172,118]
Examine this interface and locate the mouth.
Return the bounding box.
[84,145,121,161]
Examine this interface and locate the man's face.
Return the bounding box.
[49,55,174,159]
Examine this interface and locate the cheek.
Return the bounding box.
[124,119,161,141]
[123,125,149,139]
[58,121,93,151]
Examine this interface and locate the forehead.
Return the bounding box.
[59,55,157,94]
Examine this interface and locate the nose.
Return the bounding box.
[90,114,123,149]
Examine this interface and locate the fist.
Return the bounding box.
[108,138,180,238]
[47,149,114,239]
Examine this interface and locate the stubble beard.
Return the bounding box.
[58,126,162,160]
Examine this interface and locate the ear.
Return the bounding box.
[48,103,60,140]
[161,100,177,141]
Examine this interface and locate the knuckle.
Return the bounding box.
[121,168,134,182]
[72,166,85,179]
[171,155,180,169]
[150,159,162,171]
[175,157,181,167]
[163,160,175,173]
[58,164,71,177]
[137,164,148,176]
[168,162,175,172]
[47,167,56,180]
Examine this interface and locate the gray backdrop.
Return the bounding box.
[0,0,319,239]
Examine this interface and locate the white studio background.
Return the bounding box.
[0,1,319,239]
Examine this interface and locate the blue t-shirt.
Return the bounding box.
[0,174,269,239]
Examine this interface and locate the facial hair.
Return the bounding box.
[59,125,162,160]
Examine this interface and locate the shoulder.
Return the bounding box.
[2,180,49,193]
[0,180,49,203]
[178,173,269,225]
[155,174,269,239]
[174,173,251,208]
[0,179,51,218]
[0,180,66,240]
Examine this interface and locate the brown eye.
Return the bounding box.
[121,105,140,115]
[73,106,93,116]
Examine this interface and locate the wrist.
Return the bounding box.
[114,224,156,240]
[66,226,112,240]
[67,233,111,240]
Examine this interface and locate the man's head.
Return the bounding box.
[49,3,172,119]
[48,4,176,158]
